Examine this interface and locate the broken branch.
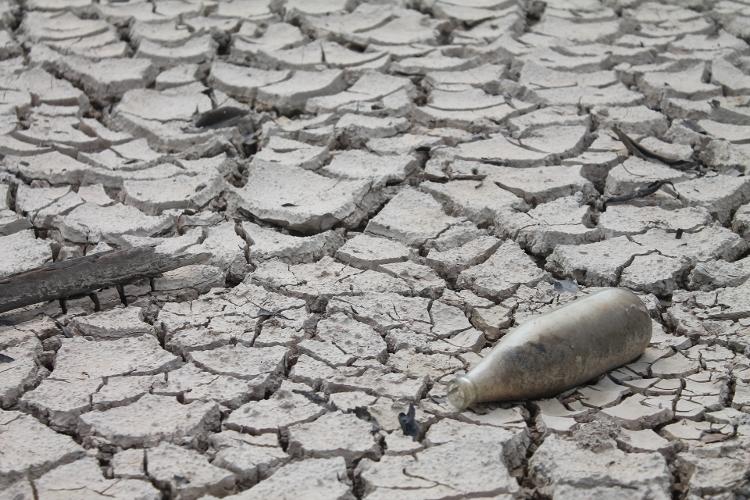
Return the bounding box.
[0,245,209,314]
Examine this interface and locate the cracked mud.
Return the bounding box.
[1,0,750,498]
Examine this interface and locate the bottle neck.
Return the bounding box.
[446,376,476,411]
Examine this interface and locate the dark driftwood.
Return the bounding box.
[0,245,208,314]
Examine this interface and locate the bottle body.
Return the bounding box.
[448,288,652,409]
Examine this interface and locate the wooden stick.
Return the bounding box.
[0,245,209,314]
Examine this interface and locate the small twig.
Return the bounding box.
[612,125,695,168]
[602,180,678,207]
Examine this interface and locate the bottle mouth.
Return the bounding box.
[446,376,476,411]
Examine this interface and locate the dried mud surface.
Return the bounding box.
[1,0,750,498]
